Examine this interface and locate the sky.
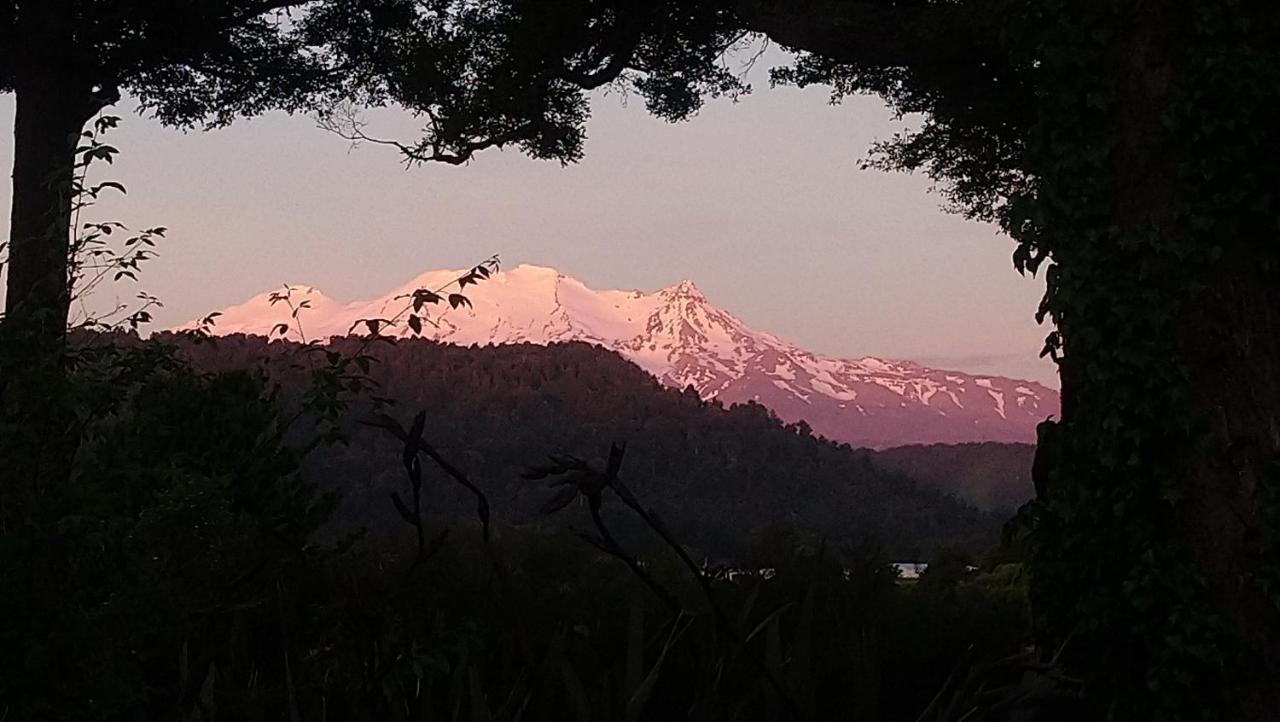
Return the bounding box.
[0,52,1057,386]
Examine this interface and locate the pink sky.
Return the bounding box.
[0,52,1057,386]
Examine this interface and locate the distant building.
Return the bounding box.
[892,562,928,581]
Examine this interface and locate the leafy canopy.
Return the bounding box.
[1,0,750,163]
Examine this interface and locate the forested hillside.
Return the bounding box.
[869,443,1036,513]
[164,333,1003,560]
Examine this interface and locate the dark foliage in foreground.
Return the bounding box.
[163,332,1005,560]
[0,337,1046,721]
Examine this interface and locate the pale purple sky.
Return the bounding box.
[0,53,1057,386]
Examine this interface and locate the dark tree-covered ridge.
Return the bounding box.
[870,443,1035,514]
[162,332,1004,560]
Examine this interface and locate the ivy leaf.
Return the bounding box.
[448,293,472,310]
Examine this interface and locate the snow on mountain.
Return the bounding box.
[186,264,1058,448]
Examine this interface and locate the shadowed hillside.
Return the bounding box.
[869,443,1036,513]
[163,332,1005,560]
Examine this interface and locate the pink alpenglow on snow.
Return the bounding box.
[186,264,1059,448]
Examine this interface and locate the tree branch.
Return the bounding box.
[732,0,999,69]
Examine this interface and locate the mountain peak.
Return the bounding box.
[186,264,1058,447]
[508,263,562,277]
[660,278,705,300]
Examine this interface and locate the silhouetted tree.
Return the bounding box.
[712,2,1280,719]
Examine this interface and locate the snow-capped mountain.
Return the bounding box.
[186,264,1058,448]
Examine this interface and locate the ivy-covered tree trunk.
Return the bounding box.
[1026,3,1280,719]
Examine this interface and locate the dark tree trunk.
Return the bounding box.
[1116,20,1280,713]
[1183,260,1280,719]
[3,77,86,344]
[1029,4,1280,719]
[736,1,1280,717]
[1,71,99,509]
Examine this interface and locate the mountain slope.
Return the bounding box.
[188,264,1059,448]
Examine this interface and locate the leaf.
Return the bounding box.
[360,413,407,441]
[390,491,417,525]
[364,319,381,335]
[413,289,442,309]
[403,411,426,469]
[271,323,290,337]
[520,464,557,480]
[475,496,490,541]
[198,662,218,717]
[625,616,689,722]
[735,586,761,631]
[547,454,584,470]
[787,586,816,694]
[606,442,627,479]
[625,603,644,699]
[540,486,577,515]
[448,293,472,310]
[468,667,491,722]
[745,603,795,646]
[408,314,422,335]
[555,640,592,722]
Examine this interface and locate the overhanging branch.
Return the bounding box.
[732,0,1000,69]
